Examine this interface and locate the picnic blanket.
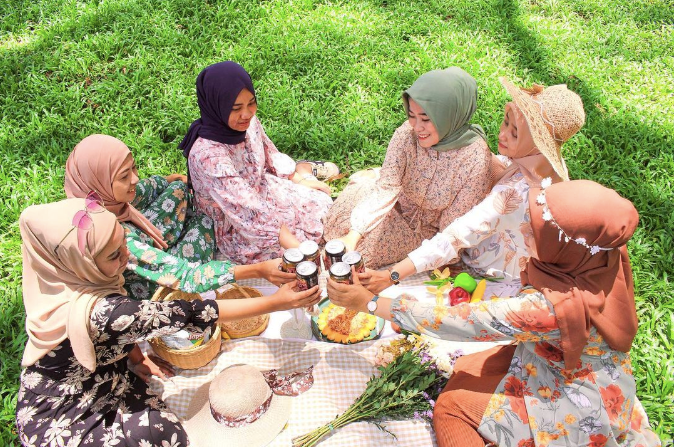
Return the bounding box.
[148,336,500,447]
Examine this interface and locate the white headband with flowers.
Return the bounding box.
[536,178,613,255]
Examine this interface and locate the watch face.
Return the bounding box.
[390,271,400,281]
[367,300,377,312]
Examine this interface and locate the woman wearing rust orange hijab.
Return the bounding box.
[328,179,660,446]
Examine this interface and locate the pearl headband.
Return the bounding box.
[536,178,613,255]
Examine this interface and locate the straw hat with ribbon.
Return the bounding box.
[183,364,314,447]
[499,77,586,181]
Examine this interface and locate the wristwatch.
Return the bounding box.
[389,270,400,285]
[367,295,380,315]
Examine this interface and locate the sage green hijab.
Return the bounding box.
[403,67,487,152]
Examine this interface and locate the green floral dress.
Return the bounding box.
[123,175,235,300]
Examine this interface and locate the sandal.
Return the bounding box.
[296,160,340,180]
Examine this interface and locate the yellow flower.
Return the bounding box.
[514,332,542,342]
[157,273,178,288]
[193,270,202,285]
[528,416,538,430]
[433,305,450,320]
[164,216,172,225]
[203,266,215,280]
[536,431,554,445]
[204,233,213,243]
[584,346,605,356]
[565,414,576,424]
[555,422,565,431]
[538,386,553,399]
[484,393,506,417]
[172,189,185,200]
[525,363,538,377]
[140,251,158,263]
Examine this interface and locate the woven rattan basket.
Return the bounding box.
[215,284,270,338]
[148,287,222,369]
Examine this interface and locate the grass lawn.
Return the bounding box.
[1,0,672,444]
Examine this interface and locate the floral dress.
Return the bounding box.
[15,295,219,447]
[188,116,333,264]
[391,288,661,447]
[322,121,491,269]
[124,175,235,300]
[408,165,532,283]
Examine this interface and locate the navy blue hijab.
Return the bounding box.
[179,61,256,157]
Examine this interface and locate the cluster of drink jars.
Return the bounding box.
[280,239,366,291]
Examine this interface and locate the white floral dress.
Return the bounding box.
[188,116,333,264]
[408,165,532,283]
[391,288,660,447]
[15,296,219,447]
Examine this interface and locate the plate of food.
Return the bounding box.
[311,298,385,344]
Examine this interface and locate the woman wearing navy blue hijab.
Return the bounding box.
[180,62,334,264]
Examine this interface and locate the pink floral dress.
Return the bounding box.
[188,116,333,264]
[391,288,661,447]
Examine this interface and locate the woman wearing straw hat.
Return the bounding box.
[15,198,321,447]
[360,78,585,296]
[328,179,660,447]
[322,67,492,269]
[65,134,297,301]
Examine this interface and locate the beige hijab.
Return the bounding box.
[20,198,126,371]
[490,103,563,188]
[64,134,168,249]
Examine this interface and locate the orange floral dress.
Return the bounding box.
[391,288,661,447]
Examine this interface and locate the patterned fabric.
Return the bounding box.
[15,295,219,447]
[124,175,235,300]
[391,288,660,447]
[188,116,333,264]
[322,121,491,269]
[408,164,532,282]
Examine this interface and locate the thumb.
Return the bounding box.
[351,266,361,286]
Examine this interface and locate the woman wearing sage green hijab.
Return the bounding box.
[322,67,491,269]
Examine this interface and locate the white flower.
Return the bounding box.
[542,210,553,221]
[139,440,153,447]
[16,406,38,426]
[541,177,552,188]
[21,371,42,389]
[182,244,195,258]
[575,237,587,245]
[536,192,546,205]
[183,228,199,243]
[161,199,175,213]
[590,245,601,255]
[200,305,217,322]
[110,315,134,332]
[161,433,181,447]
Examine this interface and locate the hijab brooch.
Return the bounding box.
[536,178,613,255]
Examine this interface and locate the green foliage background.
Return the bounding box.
[1,0,672,444]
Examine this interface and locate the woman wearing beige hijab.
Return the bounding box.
[361,78,586,295]
[15,198,320,447]
[65,134,296,300]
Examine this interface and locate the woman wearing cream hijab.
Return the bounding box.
[361,78,586,295]
[15,198,320,446]
[64,134,296,300]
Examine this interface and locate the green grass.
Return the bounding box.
[1,0,672,444]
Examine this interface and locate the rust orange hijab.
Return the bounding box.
[64,134,168,249]
[521,179,639,370]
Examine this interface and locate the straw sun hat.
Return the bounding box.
[183,364,313,447]
[499,77,586,181]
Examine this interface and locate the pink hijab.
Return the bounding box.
[64,134,168,249]
[20,199,125,371]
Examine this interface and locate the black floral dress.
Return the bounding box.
[15,295,219,447]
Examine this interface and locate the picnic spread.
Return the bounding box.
[144,269,514,447]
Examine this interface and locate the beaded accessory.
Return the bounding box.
[536,178,613,255]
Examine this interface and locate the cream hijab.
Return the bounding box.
[20,198,125,371]
[490,103,563,188]
[64,134,168,249]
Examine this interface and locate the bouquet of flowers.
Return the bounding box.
[292,334,463,447]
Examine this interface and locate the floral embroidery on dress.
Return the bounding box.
[390,288,661,447]
[16,295,218,447]
[189,116,332,264]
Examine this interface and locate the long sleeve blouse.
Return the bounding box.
[349,121,491,237]
[408,167,532,282]
[390,290,659,447]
